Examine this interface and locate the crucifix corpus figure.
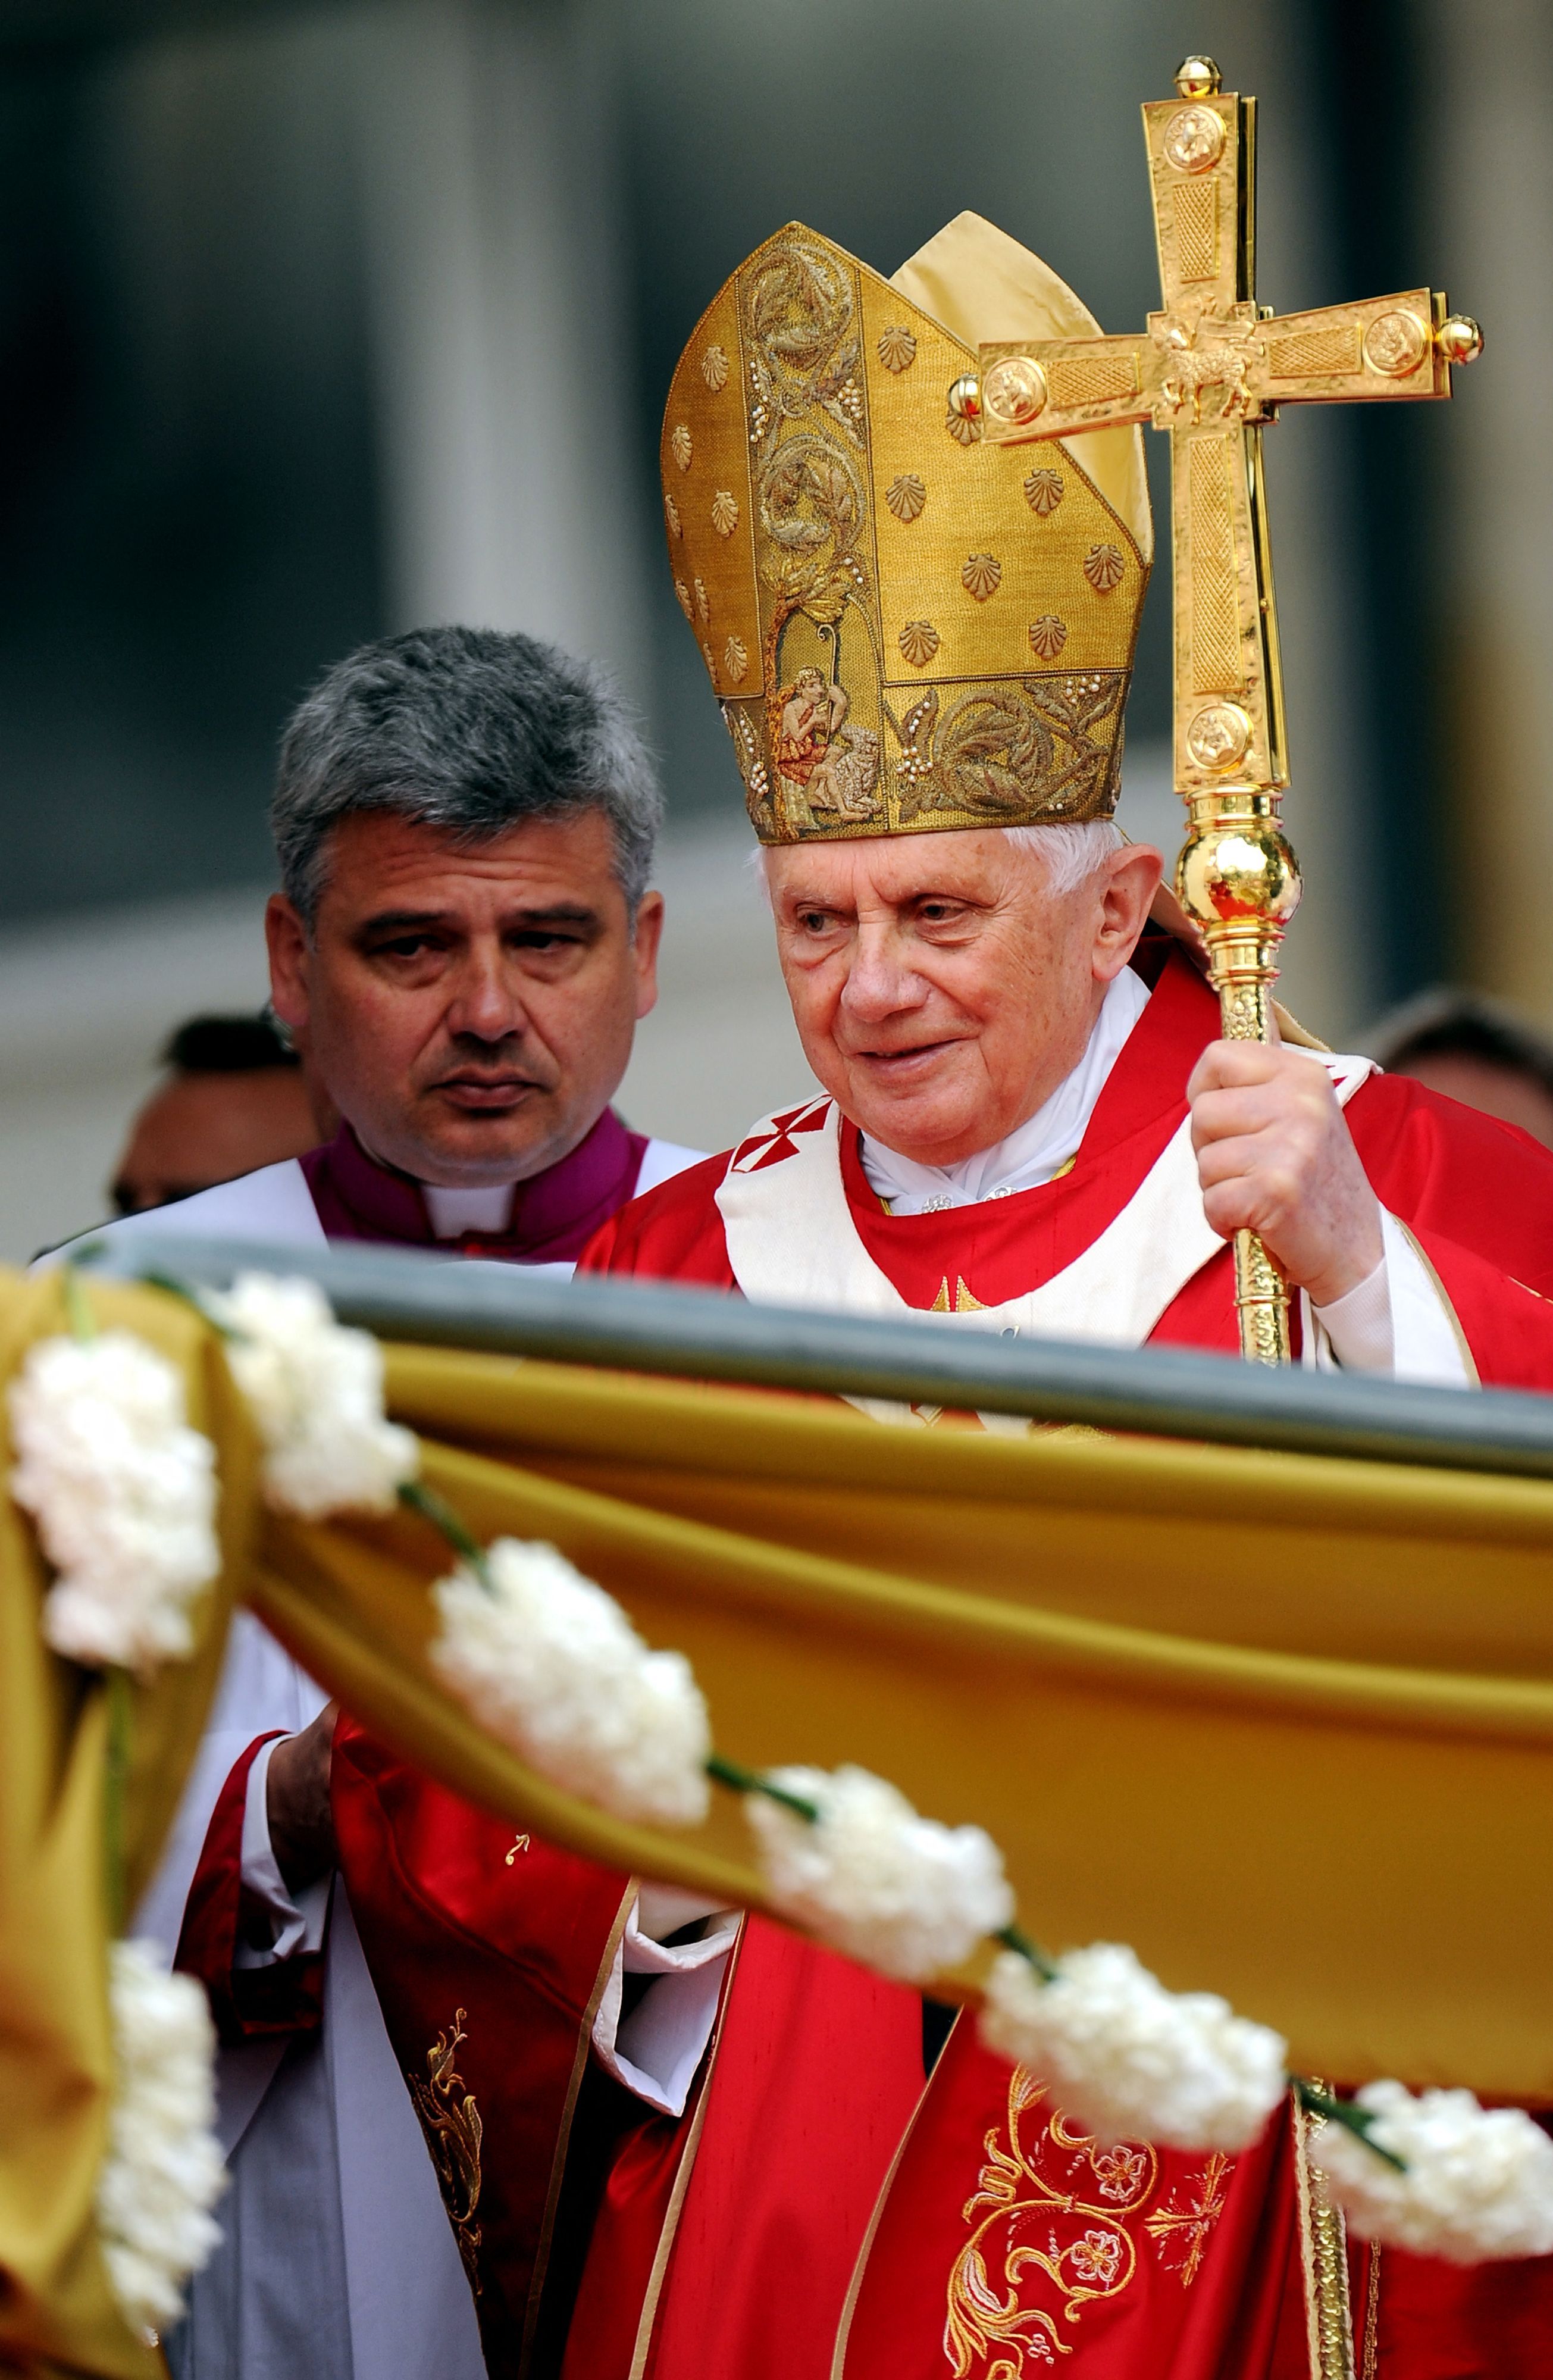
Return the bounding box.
[972,53,1482,1367]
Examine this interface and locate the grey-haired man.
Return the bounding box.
[105,623,697,1268]
[78,627,719,2380]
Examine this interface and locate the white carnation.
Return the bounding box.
[745,1763,1013,1983]
[97,1940,226,2340]
[430,1538,710,1827]
[10,1331,220,1673]
[1309,2079,1553,2264]
[979,1941,1288,2151]
[208,1272,417,1518]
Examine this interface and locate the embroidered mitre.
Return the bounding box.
[661,211,1153,843]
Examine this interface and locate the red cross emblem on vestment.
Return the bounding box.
[728,1097,832,1174]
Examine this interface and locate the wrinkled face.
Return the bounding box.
[764,828,1161,1167]
[267,808,662,1186]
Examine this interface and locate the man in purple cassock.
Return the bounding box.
[65,625,711,2380]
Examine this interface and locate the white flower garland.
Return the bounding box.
[97,1941,226,2340]
[206,1272,418,1518]
[12,1268,425,2349]
[1309,2080,1553,2263]
[744,1762,1013,1983]
[13,1267,1545,2281]
[430,1538,712,1826]
[979,1941,1289,2151]
[9,1330,220,1674]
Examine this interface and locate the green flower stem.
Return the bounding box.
[104,1666,131,1938]
[1293,2076,1408,2172]
[399,1478,493,1589]
[62,1262,98,1344]
[705,1752,822,1824]
[138,1269,239,1340]
[994,1922,1058,1982]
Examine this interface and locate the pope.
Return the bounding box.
[127,217,1553,2380]
[575,215,1553,2376]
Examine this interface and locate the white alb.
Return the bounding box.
[97,1939,227,2340]
[206,1273,418,1518]
[979,1941,1288,2151]
[429,1538,711,1827]
[10,1331,220,1674]
[746,1763,1013,1983]
[1309,2079,1553,2264]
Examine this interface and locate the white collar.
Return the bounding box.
[421,1181,517,1237]
[858,967,1151,1216]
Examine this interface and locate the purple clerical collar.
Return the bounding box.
[299,1111,648,1265]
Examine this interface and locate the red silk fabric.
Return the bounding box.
[837,2019,1297,2380]
[174,1730,325,2044]
[330,1719,636,2378]
[562,1917,924,2380]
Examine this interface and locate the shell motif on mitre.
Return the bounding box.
[660,213,1152,842]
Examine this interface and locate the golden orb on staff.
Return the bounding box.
[974,56,1481,1366]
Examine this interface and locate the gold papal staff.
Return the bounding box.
[972,55,1481,1369]
[969,61,1481,2372]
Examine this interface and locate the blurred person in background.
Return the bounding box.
[110,1010,333,1214]
[55,624,710,2380]
[1366,986,1553,1152]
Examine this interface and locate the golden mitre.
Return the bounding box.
[661,211,1153,843]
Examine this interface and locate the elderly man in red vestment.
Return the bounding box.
[572,215,1553,2380]
[133,219,1553,2380]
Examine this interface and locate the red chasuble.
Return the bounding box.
[579,936,1553,2379]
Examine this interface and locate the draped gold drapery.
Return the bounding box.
[6,1266,1553,2376]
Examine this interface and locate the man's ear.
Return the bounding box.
[1093,843,1164,981]
[632,890,665,1020]
[266,894,312,1035]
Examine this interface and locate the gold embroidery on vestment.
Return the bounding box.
[929,1277,988,1314]
[1144,2153,1231,2285]
[945,2067,1229,2373]
[406,2010,484,2292]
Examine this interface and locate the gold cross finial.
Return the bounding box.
[975,65,1480,1364]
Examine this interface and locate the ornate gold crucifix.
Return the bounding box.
[973,55,1480,1366]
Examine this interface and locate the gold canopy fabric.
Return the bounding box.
[7,1265,1553,2376]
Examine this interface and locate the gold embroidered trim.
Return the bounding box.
[1143,2151,1232,2285]
[406,2010,484,2294]
[945,2066,1230,2374]
[929,1278,989,1315]
[1359,2243,1382,2380]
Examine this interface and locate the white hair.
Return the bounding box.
[1003,819,1126,894]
